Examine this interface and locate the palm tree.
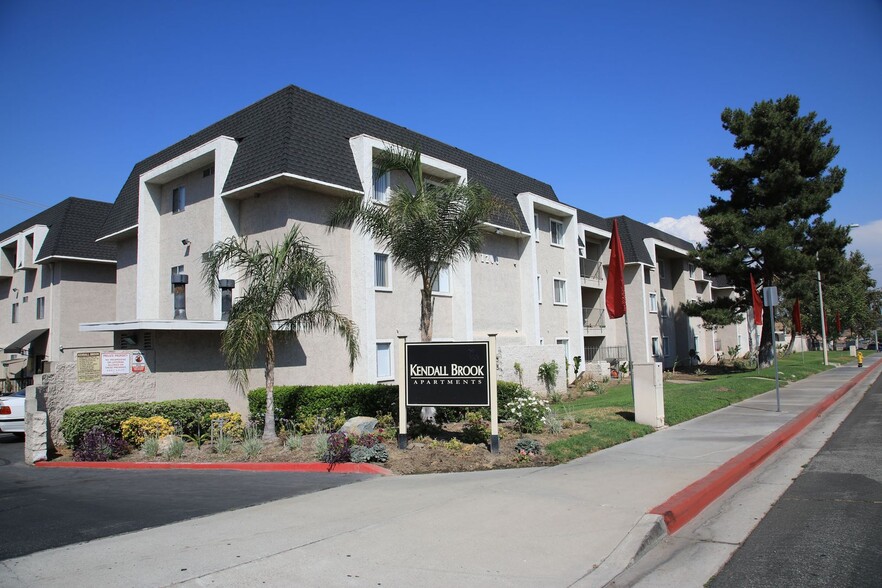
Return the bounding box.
[329,145,510,341]
[202,225,358,440]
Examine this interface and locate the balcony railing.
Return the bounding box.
[583,307,606,330]
[579,258,604,282]
[584,345,629,365]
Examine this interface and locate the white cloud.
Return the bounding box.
[849,219,882,286]
[648,215,707,245]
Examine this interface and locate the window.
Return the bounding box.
[172,186,186,213]
[536,275,542,303]
[663,336,670,357]
[36,297,45,320]
[376,342,392,380]
[432,263,451,294]
[203,165,215,178]
[688,262,696,279]
[372,167,390,204]
[649,292,658,313]
[553,278,567,305]
[660,296,668,317]
[534,213,540,242]
[693,335,700,353]
[11,302,18,324]
[652,337,661,358]
[658,260,666,279]
[550,219,564,246]
[374,253,390,289]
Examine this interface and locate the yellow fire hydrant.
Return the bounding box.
[857,351,863,368]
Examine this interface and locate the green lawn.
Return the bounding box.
[545,350,865,462]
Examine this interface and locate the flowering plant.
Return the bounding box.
[506,393,549,434]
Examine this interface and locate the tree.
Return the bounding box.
[329,145,511,342]
[691,95,849,366]
[202,225,359,440]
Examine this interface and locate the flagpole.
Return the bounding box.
[624,313,634,405]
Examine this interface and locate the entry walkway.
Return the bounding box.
[1,358,879,587]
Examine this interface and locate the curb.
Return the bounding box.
[650,359,880,534]
[35,460,393,475]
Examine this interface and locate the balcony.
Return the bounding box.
[584,345,628,365]
[580,258,604,289]
[583,307,606,336]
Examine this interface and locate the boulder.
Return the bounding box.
[339,416,377,436]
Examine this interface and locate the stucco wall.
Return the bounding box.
[55,261,115,362]
[471,234,524,345]
[115,236,138,320]
[497,344,566,397]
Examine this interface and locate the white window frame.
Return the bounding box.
[172,186,186,214]
[556,338,570,365]
[431,263,451,295]
[536,275,542,304]
[649,292,658,313]
[372,167,390,204]
[553,278,567,305]
[11,302,19,324]
[663,336,670,357]
[36,296,45,320]
[550,218,565,247]
[652,336,661,358]
[688,262,696,279]
[534,213,540,242]
[376,341,393,381]
[374,253,391,291]
[658,260,666,279]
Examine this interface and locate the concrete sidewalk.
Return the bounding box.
[2,358,879,588]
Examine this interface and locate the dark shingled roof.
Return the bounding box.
[99,85,558,239]
[574,211,697,265]
[576,208,611,232]
[0,198,115,262]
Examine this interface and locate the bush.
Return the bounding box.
[74,427,130,461]
[121,416,174,447]
[248,384,399,426]
[210,412,244,440]
[322,431,351,464]
[507,393,549,434]
[461,411,490,445]
[350,443,388,463]
[62,399,230,448]
[514,438,542,456]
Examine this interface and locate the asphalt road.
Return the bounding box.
[709,371,882,587]
[0,435,370,560]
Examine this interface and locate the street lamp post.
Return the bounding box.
[817,257,829,366]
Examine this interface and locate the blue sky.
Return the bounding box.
[1,0,880,278]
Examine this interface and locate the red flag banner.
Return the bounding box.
[749,274,763,326]
[605,219,627,319]
[793,299,802,334]
[836,312,842,332]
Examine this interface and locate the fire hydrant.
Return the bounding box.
[857,351,863,368]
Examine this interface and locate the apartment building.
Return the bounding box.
[29,85,744,414]
[1,198,116,389]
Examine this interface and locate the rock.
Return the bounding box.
[157,434,179,453]
[339,416,377,436]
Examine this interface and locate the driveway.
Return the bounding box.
[0,434,370,560]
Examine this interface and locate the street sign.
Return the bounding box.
[763,286,779,307]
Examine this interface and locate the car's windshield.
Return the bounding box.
[1,390,26,398]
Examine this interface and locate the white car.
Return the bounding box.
[0,390,25,438]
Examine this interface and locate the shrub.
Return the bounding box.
[241,426,263,460]
[461,412,490,445]
[350,443,389,463]
[507,393,549,434]
[248,384,398,426]
[120,416,174,447]
[209,412,244,440]
[284,432,303,451]
[142,436,160,458]
[313,434,329,461]
[165,436,185,460]
[322,432,351,464]
[514,438,542,456]
[537,361,559,395]
[74,427,130,461]
[497,382,533,420]
[62,399,230,447]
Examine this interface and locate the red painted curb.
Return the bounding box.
[650,361,878,534]
[35,460,393,475]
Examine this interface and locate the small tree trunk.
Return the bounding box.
[263,334,278,441]
[785,329,797,355]
[420,287,433,342]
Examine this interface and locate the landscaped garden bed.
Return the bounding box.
[49,351,864,475]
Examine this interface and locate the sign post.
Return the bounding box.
[397,335,499,453]
[763,286,781,412]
